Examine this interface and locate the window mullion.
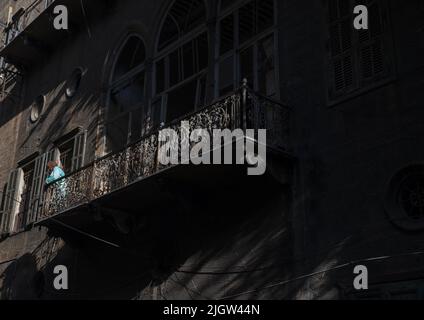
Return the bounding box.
[253,42,259,91]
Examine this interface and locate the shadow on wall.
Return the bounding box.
[1,254,40,300]
[0,161,366,300]
[1,175,300,300]
[18,68,101,159]
[0,235,61,300]
[0,75,24,129]
[0,163,355,300]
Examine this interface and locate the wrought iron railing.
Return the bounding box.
[38,86,290,222]
[2,0,55,48]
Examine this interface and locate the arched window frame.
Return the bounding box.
[151,0,209,129]
[215,0,280,99]
[105,33,147,154]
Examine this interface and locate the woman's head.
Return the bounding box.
[47,161,58,170]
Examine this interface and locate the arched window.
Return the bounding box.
[215,0,277,98]
[158,0,206,51]
[106,35,146,153]
[152,0,209,128]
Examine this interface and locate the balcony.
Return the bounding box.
[0,0,110,66]
[34,87,291,237]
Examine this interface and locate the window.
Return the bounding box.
[15,158,36,231]
[0,130,87,233]
[158,0,206,51]
[106,35,146,153]
[0,169,24,235]
[54,130,87,174]
[26,149,59,225]
[215,0,277,98]
[385,165,424,231]
[398,174,424,220]
[113,37,146,82]
[327,0,392,100]
[153,0,209,127]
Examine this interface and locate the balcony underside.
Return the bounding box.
[1,0,111,66]
[35,150,292,245]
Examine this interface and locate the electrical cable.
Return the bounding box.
[50,218,121,248]
[2,219,423,299]
[173,217,424,276]
[80,0,92,38]
[218,249,424,300]
[1,203,422,272]
[33,210,424,274]
[2,193,424,299]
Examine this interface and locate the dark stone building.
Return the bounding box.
[0,0,423,300]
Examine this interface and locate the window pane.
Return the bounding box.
[151,97,163,129]
[219,55,234,96]
[156,59,165,94]
[158,0,206,50]
[166,79,197,122]
[159,16,180,51]
[258,35,276,96]
[106,113,130,153]
[197,75,207,107]
[257,0,274,34]
[197,33,209,71]
[109,72,145,117]
[240,46,254,87]
[239,1,255,44]
[220,15,234,55]
[114,36,145,81]
[220,0,233,11]
[183,41,195,79]
[130,108,143,143]
[59,139,74,173]
[169,49,181,87]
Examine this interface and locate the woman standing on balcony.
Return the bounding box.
[46,161,65,185]
[45,161,67,213]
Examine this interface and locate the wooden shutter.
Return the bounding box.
[0,169,24,235]
[327,0,391,99]
[358,0,387,82]
[328,0,356,96]
[27,149,58,224]
[71,131,87,172]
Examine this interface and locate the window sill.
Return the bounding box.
[327,76,397,108]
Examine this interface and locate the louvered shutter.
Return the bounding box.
[328,0,391,100]
[27,153,47,224]
[328,0,356,96]
[358,1,387,83]
[27,149,59,224]
[0,169,24,235]
[71,131,87,172]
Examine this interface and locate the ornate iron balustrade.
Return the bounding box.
[41,165,93,219]
[246,90,290,152]
[38,87,290,222]
[2,0,54,48]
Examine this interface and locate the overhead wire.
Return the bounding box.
[218,249,424,300]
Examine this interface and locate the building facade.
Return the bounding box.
[0,0,423,300]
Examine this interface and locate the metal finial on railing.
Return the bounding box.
[241,78,248,130]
